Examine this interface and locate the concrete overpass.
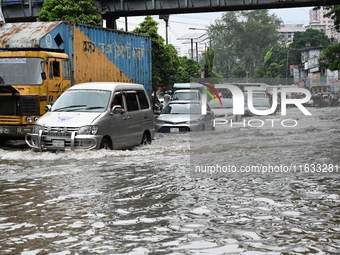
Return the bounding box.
[1,0,339,28]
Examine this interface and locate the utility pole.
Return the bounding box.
[159,15,170,45]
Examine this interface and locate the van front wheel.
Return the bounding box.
[100,138,113,150]
[141,132,151,145]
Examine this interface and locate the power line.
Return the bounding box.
[172,14,222,20]
[169,20,211,27]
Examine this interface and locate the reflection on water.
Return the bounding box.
[0,107,340,254]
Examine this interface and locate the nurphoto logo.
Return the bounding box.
[199,83,312,128]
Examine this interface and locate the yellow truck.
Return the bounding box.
[0,21,151,146]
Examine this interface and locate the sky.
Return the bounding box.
[114,7,313,56]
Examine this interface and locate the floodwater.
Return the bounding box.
[1,107,340,255]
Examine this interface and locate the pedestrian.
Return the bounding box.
[331,92,339,107]
[163,94,171,108]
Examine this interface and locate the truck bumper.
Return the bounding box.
[25,131,99,151]
[0,125,33,138]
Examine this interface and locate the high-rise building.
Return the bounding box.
[309,7,334,30]
[309,7,339,42]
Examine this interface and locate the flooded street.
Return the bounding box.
[1,107,340,255]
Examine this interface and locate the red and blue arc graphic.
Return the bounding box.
[200,83,222,105]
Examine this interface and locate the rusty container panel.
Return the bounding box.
[0,21,65,49]
[73,23,152,95]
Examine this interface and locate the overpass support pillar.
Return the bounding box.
[103,14,120,30]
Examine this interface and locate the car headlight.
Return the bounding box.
[33,124,44,133]
[155,119,166,124]
[186,119,200,124]
[78,125,98,135]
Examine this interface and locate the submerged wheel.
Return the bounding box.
[141,132,151,145]
[100,138,113,150]
[0,139,7,147]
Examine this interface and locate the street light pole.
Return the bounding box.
[286,47,290,85]
[177,29,209,60]
[191,39,194,59]
[189,28,208,61]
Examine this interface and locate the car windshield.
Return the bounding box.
[173,92,198,100]
[0,57,44,85]
[253,93,266,98]
[209,99,233,109]
[52,89,111,112]
[245,92,266,101]
[162,103,201,115]
[252,99,270,107]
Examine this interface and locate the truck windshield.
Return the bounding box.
[52,89,111,112]
[0,57,44,85]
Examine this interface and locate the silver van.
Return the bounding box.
[25,82,155,151]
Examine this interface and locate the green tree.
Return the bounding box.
[210,10,282,78]
[316,6,340,71]
[37,0,102,25]
[291,28,330,49]
[204,47,214,78]
[289,28,331,64]
[175,56,201,82]
[231,65,246,78]
[133,16,201,94]
[209,12,241,77]
[260,45,287,78]
[319,43,340,71]
[133,16,192,95]
[164,44,182,92]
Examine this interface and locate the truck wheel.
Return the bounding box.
[141,132,151,145]
[0,139,7,147]
[100,138,113,150]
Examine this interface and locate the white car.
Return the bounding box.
[155,100,215,132]
[244,91,267,103]
[208,98,242,122]
[172,89,202,101]
[244,98,276,116]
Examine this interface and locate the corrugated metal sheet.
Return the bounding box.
[0,21,63,49]
[73,23,152,95]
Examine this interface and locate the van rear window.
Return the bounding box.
[137,91,150,109]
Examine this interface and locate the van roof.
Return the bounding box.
[174,89,201,93]
[69,82,145,92]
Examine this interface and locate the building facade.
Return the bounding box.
[309,7,334,30]
[278,24,306,45]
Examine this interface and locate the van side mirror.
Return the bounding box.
[112,105,123,114]
[45,104,52,112]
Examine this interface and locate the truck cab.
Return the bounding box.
[0,51,71,145]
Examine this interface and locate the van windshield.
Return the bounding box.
[52,89,111,112]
